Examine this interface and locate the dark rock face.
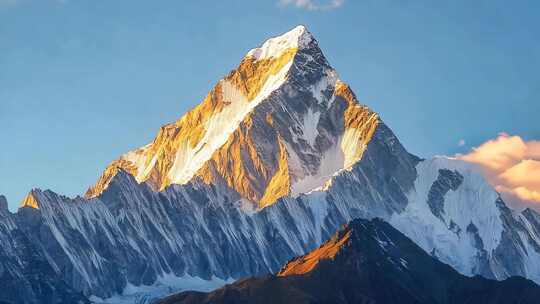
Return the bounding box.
[491,199,540,281]
[0,196,8,216]
[427,169,463,219]
[331,122,420,217]
[0,208,89,304]
[157,218,540,304]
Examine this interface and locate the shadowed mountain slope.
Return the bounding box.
[159,218,540,304]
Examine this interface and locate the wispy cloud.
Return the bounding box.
[456,133,540,210]
[279,0,345,11]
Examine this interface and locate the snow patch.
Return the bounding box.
[90,274,232,304]
[311,69,338,105]
[341,127,368,170]
[289,119,375,197]
[235,198,258,216]
[517,228,540,283]
[301,108,321,147]
[290,142,345,196]
[399,258,409,269]
[122,144,155,181]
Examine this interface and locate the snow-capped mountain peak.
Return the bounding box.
[86,25,378,209]
[246,25,313,60]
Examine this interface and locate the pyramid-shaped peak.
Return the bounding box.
[20,191,39,209]
[277,219,398,277]
[87,25,379,208]
[246,25,315,60]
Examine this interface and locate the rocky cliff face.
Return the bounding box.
[2,26,540,303]
[0,196,89,304]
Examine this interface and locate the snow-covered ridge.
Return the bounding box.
[391,157,504,276]
[246,25,313,60]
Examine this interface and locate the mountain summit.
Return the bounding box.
[86,25,378,208]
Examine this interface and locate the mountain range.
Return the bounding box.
[2,25,540,303]
[158,218,540,304]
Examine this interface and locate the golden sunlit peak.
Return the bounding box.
[85,25,380,210]
[278,229,351,276]
[20,192,39,209]
[246,25,313,61]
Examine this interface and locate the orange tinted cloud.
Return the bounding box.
[457,133,540,210]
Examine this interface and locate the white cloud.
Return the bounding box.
[279,0,345,11]
[456,133,540,210]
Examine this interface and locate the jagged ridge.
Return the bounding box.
[158,218,540,304]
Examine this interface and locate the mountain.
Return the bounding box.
[85,25,379,210]
[1,25,540,303]
[0,196,89,304]
[157,218,540,304]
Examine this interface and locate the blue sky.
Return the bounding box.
[1,0,539,210]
